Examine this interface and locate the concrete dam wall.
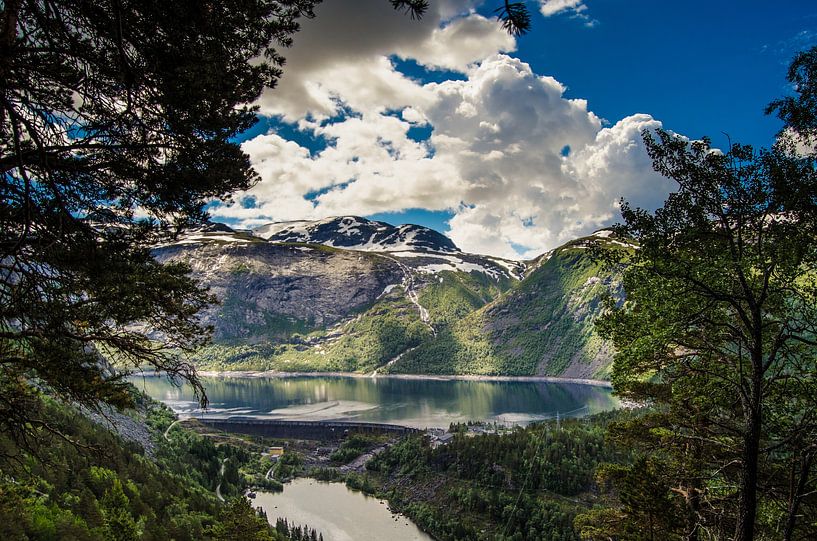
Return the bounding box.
[195,417,419,440]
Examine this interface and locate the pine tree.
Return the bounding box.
[592,47,817,540]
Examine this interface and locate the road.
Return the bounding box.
[370,345,419,377]
[163,419,183,441]
[215,458,228,502]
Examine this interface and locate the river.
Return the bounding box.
[132,374,619,428]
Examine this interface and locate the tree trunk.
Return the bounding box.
[684,441,703,541]
[734,369,762,541]
[685,486,700,541]
[0,0,21,77]
[783,450,814,541]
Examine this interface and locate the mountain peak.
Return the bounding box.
[252,216,460,253]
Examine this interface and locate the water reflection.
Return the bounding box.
[132,375,620,428]
[254,478,432,541]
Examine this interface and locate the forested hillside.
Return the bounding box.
[344,411,633,541]
[0,394,296,541]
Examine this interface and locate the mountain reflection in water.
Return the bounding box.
[132,375,620,428]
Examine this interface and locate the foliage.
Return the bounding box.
[330,433,387,464]
[587,47,817,541]
[208,498,276,541]
[767,45,817,148]
[575,456,685,541]
[0,397,289,540]
[272,451,304,482]
[361,412,630,541]
[274,517,324,541]
[494,1,532,36]
[418,270,511,326]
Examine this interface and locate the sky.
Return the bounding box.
[212,0,817,259]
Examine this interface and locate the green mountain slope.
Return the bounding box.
[192,269,513,374]
[387,236,627,379]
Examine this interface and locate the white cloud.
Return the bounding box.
[538,1,596,27]
[539,0,587,17]
[420,57,670,257]
[393,14,516,71]
[210,3,679,259]
[256,0,514,121]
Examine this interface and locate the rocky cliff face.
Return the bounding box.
[154,240,404,342]
[153,219,624,378]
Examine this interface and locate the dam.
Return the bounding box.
[194,417,420,440]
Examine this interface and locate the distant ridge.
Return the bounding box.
[252,216,461,253]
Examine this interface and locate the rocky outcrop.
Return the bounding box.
[154,242,404,342]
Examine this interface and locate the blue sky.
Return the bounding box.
[508,1,815,149]
[220,0,817,258]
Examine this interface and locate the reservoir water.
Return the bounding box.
[133,374,619,428]
[254,478,432,541]
[133,375,619,540]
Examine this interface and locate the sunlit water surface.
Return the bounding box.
[133,375,619,428]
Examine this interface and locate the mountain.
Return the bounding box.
[253,216,460,253]
[153,218,627,378]
[388,233,626,379]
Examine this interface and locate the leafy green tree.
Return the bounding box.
[594,48,817,540]
[209,497,276,541]
[100,478,139,541]
[576,458,684,541]
[767,45,817,151]
[0,0,323,449]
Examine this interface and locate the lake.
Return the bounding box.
[254,478,432,541]
[132,374,619,428]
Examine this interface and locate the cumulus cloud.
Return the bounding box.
[257,0,514,120]
[422,57,670,257]
[213,113,466,227]
[210,2,679,259]
[393,14,516,71]
[538,0,596,27]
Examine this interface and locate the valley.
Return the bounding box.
[153,216,631,380]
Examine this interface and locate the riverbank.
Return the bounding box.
[135,369,612,388]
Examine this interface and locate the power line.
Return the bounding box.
[500,418,552,539]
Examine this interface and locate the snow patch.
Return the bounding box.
[378,284,400,298]
[156,233,254,247]
[415,255,502,279]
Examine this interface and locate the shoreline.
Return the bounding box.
[135,369,613,388]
